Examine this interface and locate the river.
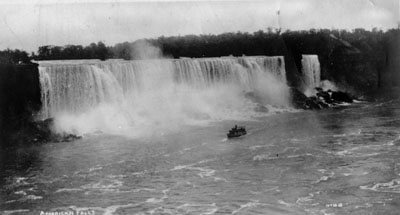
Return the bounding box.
[2,99,400,215]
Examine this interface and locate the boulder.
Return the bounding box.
[331,91,353,103]
[317,91,333,104]
[290,87,309,109]
[290,87,355,110]
[31,118,81,143]
[307,96,325,109]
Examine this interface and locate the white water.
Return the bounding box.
[4,100,400,215]
[38,56,289,137]
[301,55,321,96]
[320,80,338,91]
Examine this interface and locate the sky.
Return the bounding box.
[0,0,398,52]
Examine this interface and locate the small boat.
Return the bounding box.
[227,125,247,138]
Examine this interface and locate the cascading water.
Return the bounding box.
[301,55,321,96]
[38,56,289,137]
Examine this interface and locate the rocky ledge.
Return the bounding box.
[29,118,81,143]
[291,87,356,110]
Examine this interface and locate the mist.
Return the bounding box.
[38,44,291,137]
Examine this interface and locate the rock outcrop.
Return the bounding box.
[30,118,82,143]
[0,62,80,147]
[0,62,41,146]
[290,87,355,110]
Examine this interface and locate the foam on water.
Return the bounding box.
[296,191,320,206]
[24,195,43,200]
[253,153,279,161]
[176,203,218,215]
[145,189,169,203]
[81,178,124,190]
[2,209,30,215]
[231,200,262,214]
[55,188,83,193]
[312,169,335,184]
[360,178,400,193]
[14,190,27,195]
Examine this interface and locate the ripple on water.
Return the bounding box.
[176,203,218,215]
[24,195,43,200]
[55,188,83,193]
[312,169,335,184]
[145,189,169,204]
[360,178,400,193]
[15,177,29,184]
[253,151,315,162]
[80,204,139,215]
[338,166,369,177]
[253,153,277,161]
[6,183,43,203]
[332,144,388,157]
[137,202,218,215]
[6,194,43,204]
[170,159,228,182]
[1,209,30,215]
[385,135,400,146]
[231,200,263,214]
[81,178,123,190]
[296,191,321,207]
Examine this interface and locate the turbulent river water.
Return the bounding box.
[2,99,400,215]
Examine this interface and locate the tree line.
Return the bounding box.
[1,28,399,91]
[1,28,397,63]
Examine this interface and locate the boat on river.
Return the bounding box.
[227,125,246,138]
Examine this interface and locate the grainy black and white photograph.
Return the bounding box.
[0,0,399,214]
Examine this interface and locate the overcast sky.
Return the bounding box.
[0,0,398,52]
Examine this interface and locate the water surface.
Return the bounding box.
[2,100,400,215]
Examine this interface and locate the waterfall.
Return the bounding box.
[39,63,124,119]
[301,55,321,95]
[38,56,289,136]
